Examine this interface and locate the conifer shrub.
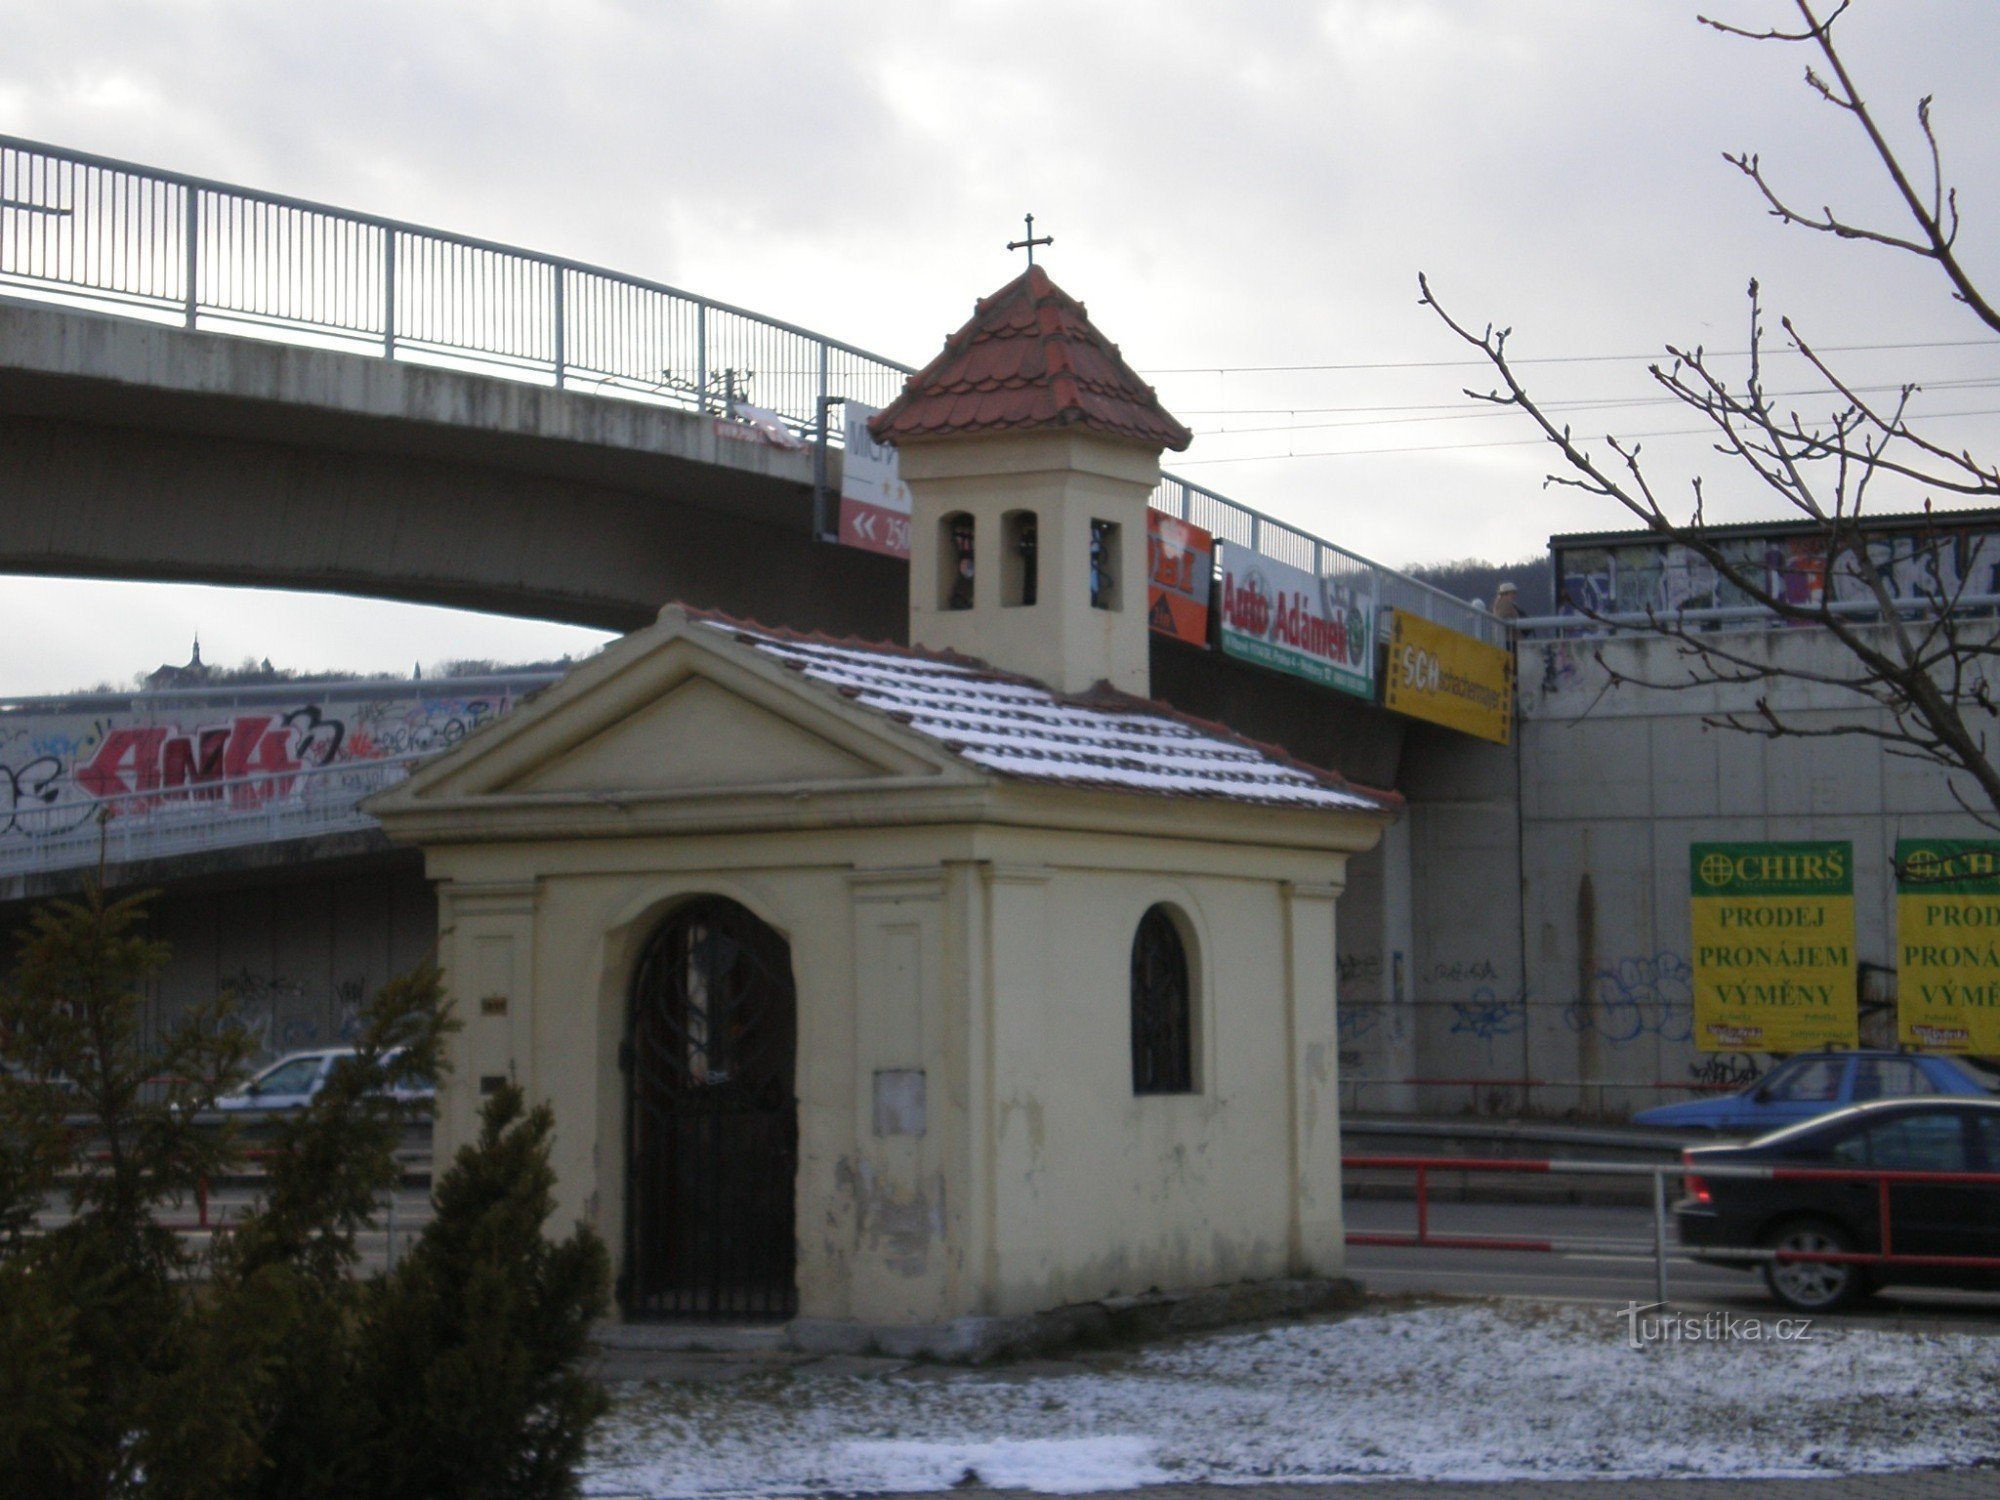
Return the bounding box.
[0,889,611,1499]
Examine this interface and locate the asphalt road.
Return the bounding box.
[1344,1197,2000,1324]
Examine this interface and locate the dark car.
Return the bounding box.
[1675,1097,2000,1312]
[1632,1050,1994,1132]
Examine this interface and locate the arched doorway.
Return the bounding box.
[623,896,798,1319]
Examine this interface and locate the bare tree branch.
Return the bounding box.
[1702,0,2000,330]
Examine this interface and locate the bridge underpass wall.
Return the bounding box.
[1335,718,1529,1118]
[0,852,436,1067]
[1515,625,2000,1117]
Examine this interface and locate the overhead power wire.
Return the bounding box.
[1140,336,2000,377]
[1174,374,2000,424]
[1185,377,2000,438]
[1169,404,2000,465]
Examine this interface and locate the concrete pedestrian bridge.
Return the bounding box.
[0,272,908,639]
[0,133,1506,893]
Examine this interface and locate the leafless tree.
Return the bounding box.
[1421,0,2000,823]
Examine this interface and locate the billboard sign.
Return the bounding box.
[1689,841,1857,1052]
[1146,511,1214,646]
[1218,549,1376,700]
[836,402,912,558]
[1383,609,1515,744]
[1897,839,2000,1052]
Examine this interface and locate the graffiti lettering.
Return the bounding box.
[1,686,518,843]
[1,754,96,837]
[1688,1052,1762,1089]
[1337,1004,1382,1044]
[1450,990,1526,1042]
[1566,951,1695,1045]
[1426,957,1500,984]
[280,704,345,766]
[76,715,303,807]
[223,969,375,1059]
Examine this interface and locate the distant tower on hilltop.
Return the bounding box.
[143,636,213,691]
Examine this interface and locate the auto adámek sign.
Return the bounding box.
[1689,841,1857,1052]
[1218,550,1375,700]
[1897,839,2000,1053]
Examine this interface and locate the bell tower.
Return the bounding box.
[870,267,1191,697]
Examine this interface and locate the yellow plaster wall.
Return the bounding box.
[979,860,1347,1317]
[426,818,1350,1329]
[427,826,985,1326]
[902,431,1158,696]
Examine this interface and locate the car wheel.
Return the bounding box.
[1762,1218,1861,1313]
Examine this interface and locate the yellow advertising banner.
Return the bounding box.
[1382,609,1515,745]
[1689,841,1858,1052]
[1896,839,2000,1052]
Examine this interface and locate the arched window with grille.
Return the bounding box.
[1130,904,1194,1094]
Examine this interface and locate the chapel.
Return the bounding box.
[369,266,1397,1351]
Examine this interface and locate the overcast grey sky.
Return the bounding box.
[4,0,1997,694]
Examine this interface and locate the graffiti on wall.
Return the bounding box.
[1337,952,1384,985]
[1688,1052,1763,1089]
[1565,951,1695,1045]
[0,685,520,842]
[220,970,370,1061]
[1555,523,2000,623]
[1337,1005,1382,1046]
[1426,957,1500,985]
[1449,988,1527,1064]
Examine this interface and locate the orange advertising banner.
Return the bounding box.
[1147,511,1214,646]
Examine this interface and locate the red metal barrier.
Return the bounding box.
[1344,1152,2000,1276]
[1344,1153,1559,1251]
[81,1146,284,1232]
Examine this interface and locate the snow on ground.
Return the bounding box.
[583,1301,2000,1497]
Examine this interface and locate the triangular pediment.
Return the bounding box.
[366,610,979,822]
[507,674,875,794]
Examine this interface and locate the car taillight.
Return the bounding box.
[1682,1150,1712,1204]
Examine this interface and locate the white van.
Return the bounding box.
[215,1048,433,1112]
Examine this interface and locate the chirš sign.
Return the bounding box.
[1689,841,1857,1052]
[1897,839,2000,1053]
[1218,549,1375,700]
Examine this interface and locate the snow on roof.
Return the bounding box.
[697,618,1392,814]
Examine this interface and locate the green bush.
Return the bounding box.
[0,889,610,1499]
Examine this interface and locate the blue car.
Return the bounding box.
[1633,1050,1995,1132]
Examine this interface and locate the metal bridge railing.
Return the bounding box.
[1147,471,1509,647]
[1,133,1507,652]
[0,132,911,431]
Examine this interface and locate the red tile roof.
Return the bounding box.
[869,266,1193,452]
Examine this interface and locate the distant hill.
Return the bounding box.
[1403,554,1554,617]
[32,651,582,701]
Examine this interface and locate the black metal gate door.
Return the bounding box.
[623,896,798,1320]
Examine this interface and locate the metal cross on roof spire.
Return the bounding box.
[1007,213,1052,266]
